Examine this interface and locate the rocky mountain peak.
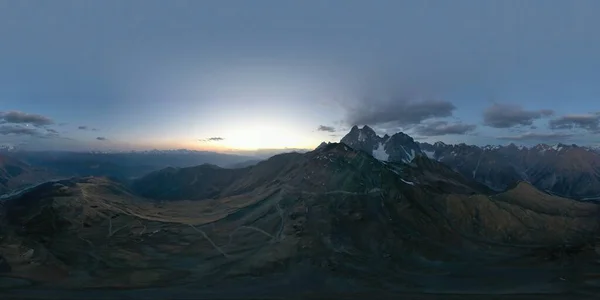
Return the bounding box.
[420,139,600,199]
[315,142,329,150]
[340,126,422,163]
[340,125,382,152]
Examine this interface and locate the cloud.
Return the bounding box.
[483,104,553,128]
[0,125,40,136]
[413,121,476,136]
[199,137,225,142]
[496,132,574,141]
[0,111,54,127]
[45,128,60,137]
[549,113,600,133]
[317,125,336,132]
[96,137,107,141]
[345,98,456,128]
[78,125,99,131]
[0,124,63,139]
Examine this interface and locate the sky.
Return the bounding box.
[1,0,600,151]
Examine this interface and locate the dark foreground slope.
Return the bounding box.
[1,144,600,298]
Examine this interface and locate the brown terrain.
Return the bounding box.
[1,143,600,299]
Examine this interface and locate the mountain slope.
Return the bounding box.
[2,143,600,296]
[420,141,600,199]
[0,154,53,195]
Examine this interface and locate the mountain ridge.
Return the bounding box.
[338,125,600,200]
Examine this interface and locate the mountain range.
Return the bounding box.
[1,136,600,297]
[0,150,258,197]
[340,125,600,201]
[4,125,599,202]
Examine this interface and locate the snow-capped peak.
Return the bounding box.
[340,125,422,164]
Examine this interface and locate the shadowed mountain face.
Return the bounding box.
[2,143,600,298]
[0,155,27,193]
[419,142,600,200]
[0,155,53,195]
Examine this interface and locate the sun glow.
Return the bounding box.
[220,126,310,150]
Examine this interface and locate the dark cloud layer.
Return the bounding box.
[0,124,62,139]
[496,132,574,141]
[0,125,40,136]
[317,125,336,132]
[345,99,455,128]
[0,111,62,139]
[413,121,476,136]
[45,128,60,137]
[549,113,600,133]
[0,111,54,127]
[78,125,99,131]
[483,104,553,128]
[96,137,107,141]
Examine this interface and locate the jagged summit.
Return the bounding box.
[419,139,600,198]
[315,141,329,150]
[340,125,422,163]
[340,126,600,199]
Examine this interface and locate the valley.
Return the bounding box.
[1,142,600,298]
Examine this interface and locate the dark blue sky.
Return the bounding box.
[1,1,599,151]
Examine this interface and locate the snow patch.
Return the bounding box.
[372,142,389,161]
[423,150,435,159]
[358,130,366,142]
[400,178,415,186]
[483,145,500,151]
[472,152,484,179]
[400,146,417,163]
